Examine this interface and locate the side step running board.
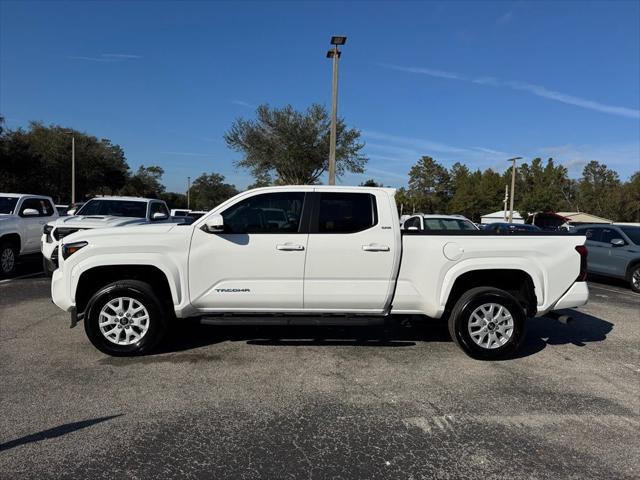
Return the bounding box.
[199,315,389,327]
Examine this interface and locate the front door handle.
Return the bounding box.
[362,244,390,252]
[276,243,305,251]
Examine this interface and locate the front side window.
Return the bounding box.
[76,200,147,218]
[150,202,169,218]
[600,228,623,245]
[621,227,640,245]
[317,193,377,234]
[221,192,305,234]
[403,217,421,230]
[19,198,53,216]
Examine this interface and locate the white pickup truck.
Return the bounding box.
[51,186,589,359]
[0,193,58,276]
[41,196,172,275]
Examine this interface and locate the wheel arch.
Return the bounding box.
[1,233,21,252]
[75,264,177,315]
[443,268,538,317]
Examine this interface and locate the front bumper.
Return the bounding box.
[550,281,589,311]
[51,267,74,312]
[41,237,59,262]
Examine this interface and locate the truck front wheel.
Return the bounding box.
[0,241,17,277]
[448,287,526,360]
[84,280,169,356]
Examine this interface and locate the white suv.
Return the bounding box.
[0,193,58,276]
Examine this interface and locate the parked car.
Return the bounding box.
[170,209,191,217]
[483,222,541,233]
[0,193,58,276]
[402,214,478,231]
[55,205,70,216]
[574,224,640,292]
[41,196,173,276]
[50,186,588,359]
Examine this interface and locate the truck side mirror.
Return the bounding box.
[152,212,168,220]
[203,213,224,233]
[67,208,76,215]
[610,238,625,247]
[22,208,39,217]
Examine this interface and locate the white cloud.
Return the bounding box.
[536,142,640,177]
[380,64,640,119]
[231,100,255,108]
[68,53,141,62]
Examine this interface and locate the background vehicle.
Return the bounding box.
[41,196,172,276]
[483,222,541,233]
[0,193,58,276]
[51,186,588,360]
[55,205,70,216]
[574,224,640,292]
[170,209,191,217]
[402,214,478,231]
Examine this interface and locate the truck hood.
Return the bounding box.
[62,223,183,244]
[48,215,148,229]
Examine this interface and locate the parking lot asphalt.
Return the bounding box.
[1,257,639,479]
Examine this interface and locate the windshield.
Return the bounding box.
[621,227,640,245]
[423,218,478,231]
[0,196,20,214]
[76,199,147,218]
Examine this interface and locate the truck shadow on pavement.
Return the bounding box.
[514,309,613,359]
[155,310,613,360]
[0,415,122,452]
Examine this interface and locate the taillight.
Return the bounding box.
[575,245,588,281]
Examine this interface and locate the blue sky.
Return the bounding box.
[1,1,639,193]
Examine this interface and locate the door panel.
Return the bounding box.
[303,191,396,312]
[188,191,308,311]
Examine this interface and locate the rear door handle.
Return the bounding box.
[276,243,305,251]
[362,244,390,252]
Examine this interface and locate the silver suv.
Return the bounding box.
[575,224,640,293]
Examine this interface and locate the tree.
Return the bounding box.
[407,156,451,213]
[577,161,622,220]
[0,122,129,203]
[620,172,640,222]
[160,192,188,210]
[360,179,383,187]
[120,165,166,198]
[224,104,367,185]
[188,173,238,210]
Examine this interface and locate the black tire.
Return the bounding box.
[84,280,169,356]
[448,287,526,360]
[42,255,55,278]
[629,265,640,294]
[0,241,18,277]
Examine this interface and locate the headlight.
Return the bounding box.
[61,241,88,259]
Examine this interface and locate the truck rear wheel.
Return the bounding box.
[0,241,17,277]
[84,280,169,356]
[629,265,640,293]
[448,287,526,360]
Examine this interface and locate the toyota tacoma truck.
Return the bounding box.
[41,196,173,275]
[50,186,589,359]
[0,193,58,276]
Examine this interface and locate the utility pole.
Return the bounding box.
[503,185,509,221]
[71,135,76,205]
[187,176,191,209]
[326,36,346,185]
[507,157,522,223]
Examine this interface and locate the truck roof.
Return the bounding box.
[0,193,53,199]
[247,185,397,196]
[87,196,162,202]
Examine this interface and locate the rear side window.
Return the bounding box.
[580,227,602,242]
[403,216,421,230]
[316,193,377,234]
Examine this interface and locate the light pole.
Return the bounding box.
[507,157,522,223]
[326,35,346,185]
[187,176,191,209]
